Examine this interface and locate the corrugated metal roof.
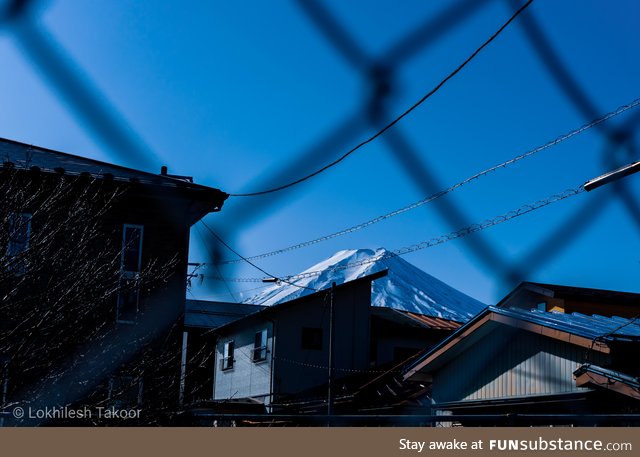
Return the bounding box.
[405,306,640,380]
[495,307,640,341]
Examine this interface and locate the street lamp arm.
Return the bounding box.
[584,161,640,192]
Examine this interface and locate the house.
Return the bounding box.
[0,137,227,424]
[192,270,463,423]
[210,271,388,410]
[403,303,640,425]
[496,281,640,317]
[180,300,264,406]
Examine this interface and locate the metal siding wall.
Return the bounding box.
[274,282,371,398]
[213,326,273,402]
[433,328,609,404]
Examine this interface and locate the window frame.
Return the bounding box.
[252,329,268,362]
[221,340,235,371]
[120,224,144,274]
[116,224,144,324]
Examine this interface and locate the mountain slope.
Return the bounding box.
[245,248,486,322]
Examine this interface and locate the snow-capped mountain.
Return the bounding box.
[245,248,486,322]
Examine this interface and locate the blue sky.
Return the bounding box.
[1,0,639,304]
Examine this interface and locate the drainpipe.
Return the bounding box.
[211,335,218,401]
[266,318,276,412]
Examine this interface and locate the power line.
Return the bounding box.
[211,185,584,284]
[194,224,237,302]
[199,221,318,292]
[228,0,534,197]
[221,97,640,264]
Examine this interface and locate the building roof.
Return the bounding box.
[498,307,640,341]
[574,364,640,400]
[371,307,461,331]
[0,137,228,210]
[497,281,640,309]
[212,270,389,334]
[184,300,265,329]
[404,306,640,381]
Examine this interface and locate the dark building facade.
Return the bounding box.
[0,138,227,425]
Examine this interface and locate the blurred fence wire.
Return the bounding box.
[1,0,639,417]
[2,0,638,295]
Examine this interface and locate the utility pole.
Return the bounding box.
[327,281,336,424]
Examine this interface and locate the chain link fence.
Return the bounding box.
[1,0,638,422]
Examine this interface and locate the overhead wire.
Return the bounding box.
[199,220,319,292]
[210,185,585,284]
[228,0,535,197]
[195,224,238,302]
[221,97,640,264]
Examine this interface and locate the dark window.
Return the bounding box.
[121,225,143,273]
[116,276,140,323]
[221,341,234,370]
[253,329,268,362]
[301,327,323,350]
[117,225,143,323]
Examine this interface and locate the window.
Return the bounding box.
[253,329,268,362]
[116,224,143,323]
[108,376,143,408]
[301,327,323,350]
[121,225,143,273]
[116,276,140,323]
[221,341,234,370]
[5,212,32,275]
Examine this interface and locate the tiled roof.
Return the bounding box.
[372,307,462,330]
[400,311,462,330]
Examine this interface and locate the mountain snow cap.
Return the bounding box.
[245,248,485,322]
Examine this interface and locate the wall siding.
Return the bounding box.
[273,281,371,399]
[433,327,610,404]
[213,280,373,404]
[213,325,273,403]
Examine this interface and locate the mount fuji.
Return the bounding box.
[245,248,486,322]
